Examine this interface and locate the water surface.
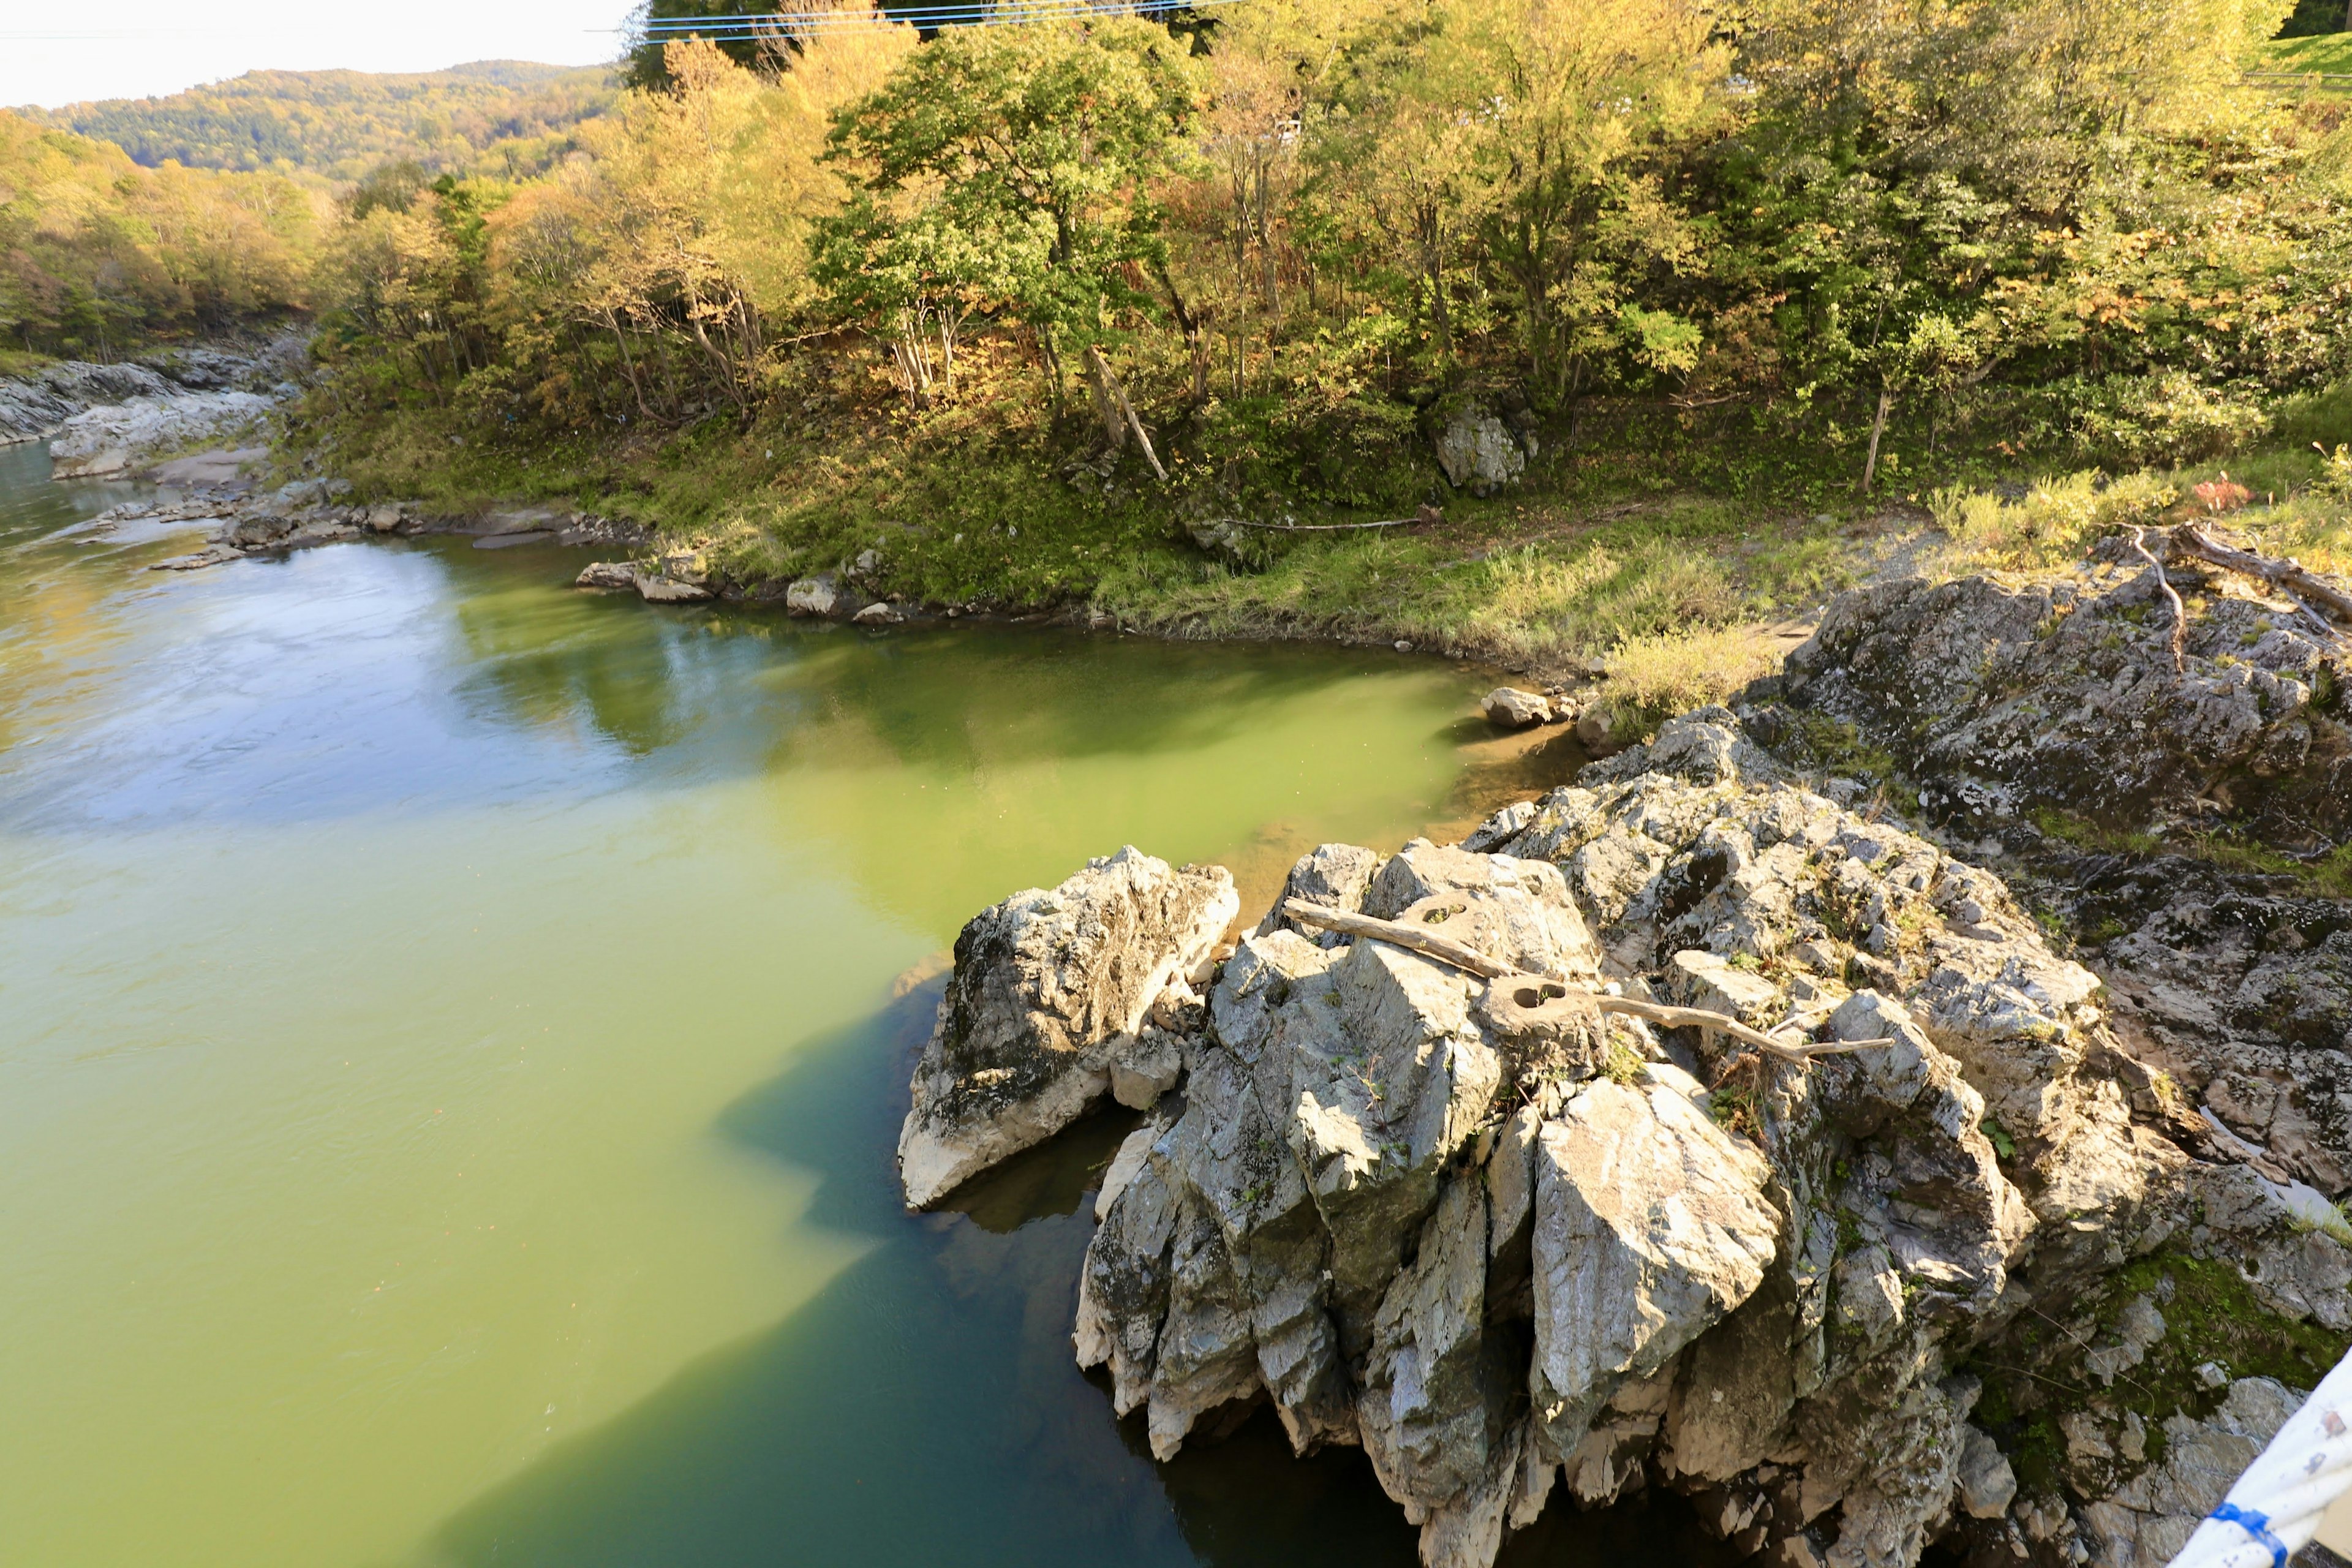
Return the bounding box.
[0,440,1713,1567]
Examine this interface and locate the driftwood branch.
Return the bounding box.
[1283,899,1512,975]
[1278,900,1885,1066]
[2128,526,2187,674]
[1588,996,1888,1065]
[2177,523,2352,627]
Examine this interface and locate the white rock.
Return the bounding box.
[897,848,1237,1208]
[1433,401,1527,496]
[48,391,274,477]
[1528,1065,1779,1455]
[785,575,842,617]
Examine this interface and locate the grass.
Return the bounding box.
[288,352,2352,743]
[2261,32,2352,74]
[2034,805,2352,899]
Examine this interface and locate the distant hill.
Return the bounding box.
[20,61,619,186]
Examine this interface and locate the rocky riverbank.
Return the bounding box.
[0,336,307,475]
[891,539,2352,1568]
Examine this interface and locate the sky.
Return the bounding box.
[0,0,633,110]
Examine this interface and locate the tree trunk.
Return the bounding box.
[1084,344,1128,451]
[1417,206,1450,357]
[1087,345,1167,481]
[1860,386,1892,493]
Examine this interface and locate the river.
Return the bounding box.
[0,439,1721,1567]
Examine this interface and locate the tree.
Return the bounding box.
[823,10,1206,407]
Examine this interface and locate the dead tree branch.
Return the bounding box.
[2177,523,2352,627]
[1279,899,1887,1066]
[2128,526,2187,674]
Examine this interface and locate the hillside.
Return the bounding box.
[19,62,617,186]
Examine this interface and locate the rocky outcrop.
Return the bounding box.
[911,709,2351,1568]
[897,847,1238,1208]
[0,360,178,443]
[48,391,277,477]
[1766,541,2348,854]
[1747,537,2352,1210]
[2,335,306,465]
[1433,401,1529,496]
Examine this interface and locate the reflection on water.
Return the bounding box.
[0,439,1694,1568]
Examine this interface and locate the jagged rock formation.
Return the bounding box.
[903,710,2352,1568]
[898,847,1237,1208]
[0,361,181,444]
[48,391,278,477]
[1747,538,2352,1216]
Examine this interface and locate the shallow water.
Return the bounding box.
[0,440,1720,1567]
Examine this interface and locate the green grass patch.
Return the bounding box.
[2034,807,2352,899]
[2261,33,2352,74]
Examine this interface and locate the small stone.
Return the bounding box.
[1107,1029,1183,1109]
[1958,1425,2019,1518]
[852,602,904,625]
[1395,639,1414,652]
[1575,704,1631,758]
[2195,1361,2230,1389]
[853,548,881,575]
[785,575,841,617]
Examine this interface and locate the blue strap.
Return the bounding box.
[2209,1501,2288,1568]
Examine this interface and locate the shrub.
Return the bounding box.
[1930,469,2176,569]
[2061,372,2270,469]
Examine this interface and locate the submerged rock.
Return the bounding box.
[908,679,2351,1567]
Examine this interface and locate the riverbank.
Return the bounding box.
[263,377,2352,742]
[20,337,2352,745]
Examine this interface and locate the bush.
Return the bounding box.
[2061,372,2270,469]
[1598,624,1784,731]
[1929,469,2176,569]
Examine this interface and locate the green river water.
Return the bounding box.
[0,440,1724,1567]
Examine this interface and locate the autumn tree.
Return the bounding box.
[822,9,1205,419]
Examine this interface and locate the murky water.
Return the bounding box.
[0,439,1717,1567]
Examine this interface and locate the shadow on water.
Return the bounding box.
[426,982,1736,1568]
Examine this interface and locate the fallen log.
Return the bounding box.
[1278,899,1887,1066]
[2177,523,2352,628]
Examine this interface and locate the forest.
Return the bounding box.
[24,63,617,186]
[294,0,2352,501]
[0,113,317,358]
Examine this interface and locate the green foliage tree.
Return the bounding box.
[821,11,1206,404]
[0,111,317,355]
